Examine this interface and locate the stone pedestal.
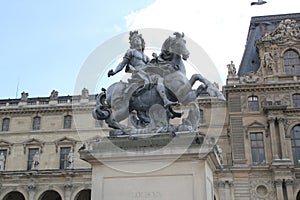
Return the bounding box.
[80,133,221,200]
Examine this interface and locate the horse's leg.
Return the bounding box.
[189,74,225,100]
[189,74,210,86]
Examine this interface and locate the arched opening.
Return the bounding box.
[3,191,25,200]
[39,190,62,200]
[297,190,300,200]
[290,124,300,165]
[283,49,300,75]
[74,189,91,200]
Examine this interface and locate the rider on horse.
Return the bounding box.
[107,30,177,107]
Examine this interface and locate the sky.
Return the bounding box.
[1,0,300,99]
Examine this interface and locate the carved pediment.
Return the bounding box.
[260,19,300,43]
[22,138,45,153]
[54,137,78,153]
[244,120,267,138]
[0,139,12,154]
[245,120,267,131]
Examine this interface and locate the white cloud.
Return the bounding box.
[125,0,300,84]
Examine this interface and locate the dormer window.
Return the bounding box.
[283,49,300,75]
[248,96,259,111]
[293,94,300,108]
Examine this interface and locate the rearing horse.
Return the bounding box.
[93,32,225,132]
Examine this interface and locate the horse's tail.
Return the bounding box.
[92,91,112,120]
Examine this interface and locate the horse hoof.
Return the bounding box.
[164,100,178,108]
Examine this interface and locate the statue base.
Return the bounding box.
[80,133,221,200]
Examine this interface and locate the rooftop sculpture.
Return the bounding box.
[93,31,225,136]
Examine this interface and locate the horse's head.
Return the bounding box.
[161,32,190,60]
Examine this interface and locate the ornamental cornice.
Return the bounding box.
[251,13,300,24]
[0,104,95,116]
[224,82,300,93]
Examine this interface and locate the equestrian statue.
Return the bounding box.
[92,31,225,136]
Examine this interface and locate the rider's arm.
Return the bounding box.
[108,50,132,77]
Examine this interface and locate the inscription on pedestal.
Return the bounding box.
[103,175,193,200]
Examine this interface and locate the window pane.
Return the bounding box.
[256,133,263,140]
[252,149,258,163]
[60,147,71,169]
[259,149,265,163]
[257,141,264,147]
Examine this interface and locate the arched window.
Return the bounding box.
[283,49,300,75]
[248,96,259,111]
[32,116,41,130]
[64,115,72,129]
[1,118,10,131]
[291,125,300,164]
[293,94,300,108]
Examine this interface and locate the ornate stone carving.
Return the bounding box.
[50,90,58,100]
[240,72,261,83]
[21,92,29,102]
[285,179,294,185]
[260,19,300,43]
[81,88,89,99]
[250,180,276,200]
[227,61,236,76]
[273,179,283,187]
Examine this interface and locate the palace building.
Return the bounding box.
[1,12,300,200]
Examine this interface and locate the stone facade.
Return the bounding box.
[0,90,100,200]
[214,13,300,200]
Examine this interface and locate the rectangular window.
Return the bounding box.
[2,118,10,131]
[27,148,39,170]
[59,147,71,169]
[32,117,41,130]
[63,115,72,129]
[248,96,259,111]
[0,149,7,171]
[250,132,265,165]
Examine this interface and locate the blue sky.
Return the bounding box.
[0,1,154,99]
[1,0,300,99]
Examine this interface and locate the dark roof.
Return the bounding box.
[238,12,300,76]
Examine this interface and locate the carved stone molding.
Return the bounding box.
[260,19,300,43]
[273,179,283,187]
[250,180,275,200]
[22,138,45,154]
[54,137,78,153]
[285,179,294,185]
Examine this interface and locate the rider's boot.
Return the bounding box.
[156,84,178,107]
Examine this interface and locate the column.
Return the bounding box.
[28,184,36,200]
[278,118,289,159]
[224,182,231,200]
[285,179,294,200]
[274,179,284,200]
[216,181,226,200]
[64,184,73,200]
[268,117,279,160]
